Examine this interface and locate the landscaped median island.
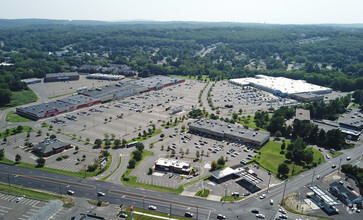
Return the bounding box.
[195,189,210,197]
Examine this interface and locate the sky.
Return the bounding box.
[1,0,363,24]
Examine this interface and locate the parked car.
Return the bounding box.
[16,196,24,203]
[256,214,265,219]
[332,164,336,168]
[316,175,320,179]
[279,209,286,214]
[251,209,259,213]
[346,157,351,161]
[243,192,250,196]
[217,214,226,219]
[118,213,128,218]
[270,199,274,205]
[279,214,288,219]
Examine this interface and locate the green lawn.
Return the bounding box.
[0,126,33,138]
[1,90,38,109]
[169,74,211,81]
[255,141,324,178]
[237,116,258,129]
[329,151,343,157]
[5,111,33,122]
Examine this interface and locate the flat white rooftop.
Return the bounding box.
[229,75,332,95]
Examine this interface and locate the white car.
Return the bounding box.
[256,213,265,219]
[148,205,157,210]
[259,194,266,199]
[15,196,24,203]
[67,190,75,195]
[97,192,105,196]
[270,199,274,205]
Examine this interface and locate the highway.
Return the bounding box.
[0,143,361,219]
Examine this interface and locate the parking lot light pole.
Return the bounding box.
[267,172,272,193]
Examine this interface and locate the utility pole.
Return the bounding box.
[7,173,10,187]
[267,172,272,193]
[58,181,62,195]
[84,165,87,178]
[338,158,343,174]
[143,196,145,214]
[281,180,287,206]
[169,200,172,220]
[197,206,199,220]
[311,170,315,186]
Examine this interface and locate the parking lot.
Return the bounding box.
[0,193,47,220]
[38,79,204,147]
[211,81,298,115]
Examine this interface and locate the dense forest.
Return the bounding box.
[0,20,363,106]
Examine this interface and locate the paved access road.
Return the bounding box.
[0,143,362,219]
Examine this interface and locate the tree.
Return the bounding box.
[50,134,56,139]
[135,142,145,152]
[114,139,121,148]
[303,148,314,165]
[133,150,142,161]
[217,156,225,165]
[37,130,42,136]
[278,163,289,176]
[148,167,153,175]
[36,157,46,167]
[104,133,109,140]
[104,139,112,148]
[111,133,116,140]
[196,150,200,159]
[128,159,136,168]
[94,139,103,148]
[171,149,176,155]
[160,133,165,138]
[86,138,90,143]
[75,146,79,151]
[122,139,127,147]
[211,160,218,171]
[0,149,4,160]
[15,154,22,163]
[281,142,286,150]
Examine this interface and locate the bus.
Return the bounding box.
[127,141,138,148]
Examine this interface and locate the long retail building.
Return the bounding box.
[16,75,185,120]
[189,119,270,147]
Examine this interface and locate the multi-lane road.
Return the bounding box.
[0,143,361,219]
